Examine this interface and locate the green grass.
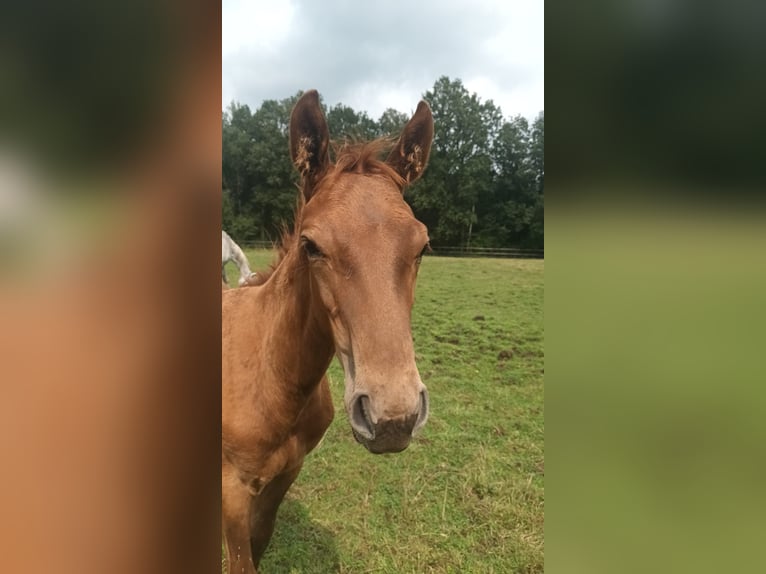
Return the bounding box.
[225,251,544,573]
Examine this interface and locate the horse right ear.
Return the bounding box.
[289,90,330,200]
[386,100,434,187]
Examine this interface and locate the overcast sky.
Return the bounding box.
[222,0,543,121]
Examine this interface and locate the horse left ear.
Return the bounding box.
[289,90,330,200]
[386,100,434,187]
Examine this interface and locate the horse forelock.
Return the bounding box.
[254,137,404,285]
[325,137,405,188]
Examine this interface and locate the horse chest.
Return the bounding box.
[224,381,333,498]
[295,377,335,452]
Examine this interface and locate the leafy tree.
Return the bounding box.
[481,116,532,246]
[409,76,502,247]
[222,95,301,242]
[378,108,409,138]
[527,112,544,248]
[478,112,545,249]
[248,96,301,240]
[222,78,544,250]
[326,103,378,142]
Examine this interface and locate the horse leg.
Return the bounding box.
[222,462,256,574]
[249,463,303,569]
[222,264,229,286]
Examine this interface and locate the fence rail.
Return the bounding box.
[240,240,543,259]
[241,240,277,250]
[429,246,543,259]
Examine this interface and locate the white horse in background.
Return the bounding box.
[222,231,257,286]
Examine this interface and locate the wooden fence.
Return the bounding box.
[240,241,543,260]
[428,246,543,259]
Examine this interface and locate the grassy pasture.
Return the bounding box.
[225,251,544,573]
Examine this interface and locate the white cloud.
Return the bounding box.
[222,0,543,120]
[222,0,295,57]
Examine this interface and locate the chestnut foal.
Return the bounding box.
[222,90,433,572]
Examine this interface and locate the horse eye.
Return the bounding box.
[416,242,431,262]
[301,236,324,259]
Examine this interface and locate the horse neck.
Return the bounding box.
[261,247,335,398]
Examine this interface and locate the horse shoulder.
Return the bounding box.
[296,376,335,454]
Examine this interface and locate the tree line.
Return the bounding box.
[223,76,543,249]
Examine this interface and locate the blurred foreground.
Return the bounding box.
[546,0,766,570]
[547,205,766,573]
[0,3,221,574]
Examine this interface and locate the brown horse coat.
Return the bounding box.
[221,90,434,573]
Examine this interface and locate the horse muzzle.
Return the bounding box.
[348,388,429,454]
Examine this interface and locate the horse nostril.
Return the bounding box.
[414,388,429,433]
[350,394,375,440]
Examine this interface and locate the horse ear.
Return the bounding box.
[289,90,330,200]
[386,100,434,187]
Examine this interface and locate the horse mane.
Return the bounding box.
[322,137,405,190]
[245,137,403,287]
